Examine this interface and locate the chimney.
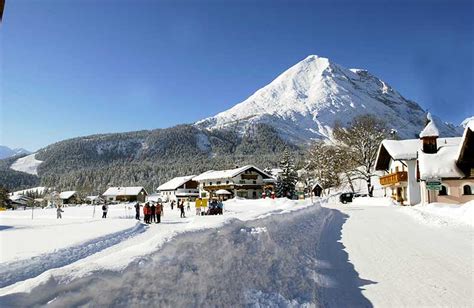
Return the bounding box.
[419,113,439,154]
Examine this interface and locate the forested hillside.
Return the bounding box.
[1,124,296,193]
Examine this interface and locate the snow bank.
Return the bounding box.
[10,154,43,175]
[401,201,474,227]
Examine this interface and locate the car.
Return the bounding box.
[339,192,354,204]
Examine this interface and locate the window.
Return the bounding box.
[253,180,257,184]
[463,185,472,195]
[239,180,245,184]
[209,182,213,185]
[439,185,448,196]
[226,181,229,184]
[217,181,221,185]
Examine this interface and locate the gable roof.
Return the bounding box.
[59,191,76,200]
[157,175,196,191]
[418,139,464,180]
[193,165,272,181]
[103,187,147,196]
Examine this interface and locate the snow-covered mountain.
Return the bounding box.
[196,55,461,142]
[0,145,31,159]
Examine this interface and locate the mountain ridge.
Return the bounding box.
[0,145,31,160]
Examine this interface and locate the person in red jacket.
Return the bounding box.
[143,203,151,224]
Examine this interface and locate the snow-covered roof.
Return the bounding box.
[103,187,147,196]
[418,140,464,180]
[215,189,232,195]
[419,114,439,138]
[193,165,272,181]
[379,139,420,161]
[157,175,196,191]
[376,137,461,171]
[460,116,474,129]
[59,191,77,200]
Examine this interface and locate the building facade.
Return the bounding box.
[102,187,147,203]
[193,165,272,199]
[376,117,474,205]
[156,175,199,202]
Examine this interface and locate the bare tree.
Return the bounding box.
[306,142,344,194]
[333,115,389,196]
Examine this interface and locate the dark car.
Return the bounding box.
[339,192,354,204]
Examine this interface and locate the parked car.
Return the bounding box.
[339,192,354,204]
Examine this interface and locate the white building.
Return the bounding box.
[156,175,199,202]
[193,165,273,199]
[376,116,474,205]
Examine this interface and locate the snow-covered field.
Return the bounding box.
[1,197,472,306]
[9,153,43,175]
[0,198,315,296]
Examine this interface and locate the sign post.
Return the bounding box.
[426,179,442,191]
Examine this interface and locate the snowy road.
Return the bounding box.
[327,202,473,307]
[0,200,472,307]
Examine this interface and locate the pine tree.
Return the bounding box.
[0,186,10,208]
[276,149,298,199]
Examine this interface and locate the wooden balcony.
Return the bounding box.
[380,171,408,186]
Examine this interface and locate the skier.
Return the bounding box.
[179,200,185,218]
[150,203,156,223]
[57,205,64,219]
[186,199,191,212]
[170,200,174,210]
[134,202,140,220]
[102,203,108,218]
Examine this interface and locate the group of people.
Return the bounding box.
[194,198,224,216]
[139,202,163,224]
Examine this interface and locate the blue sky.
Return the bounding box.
[1,0,473,151]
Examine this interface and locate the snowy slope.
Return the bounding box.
[196,55,461,142]
[10,153,43,175]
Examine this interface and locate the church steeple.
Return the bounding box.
[419,113,439,154]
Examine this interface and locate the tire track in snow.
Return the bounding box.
[0,222,147,288]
